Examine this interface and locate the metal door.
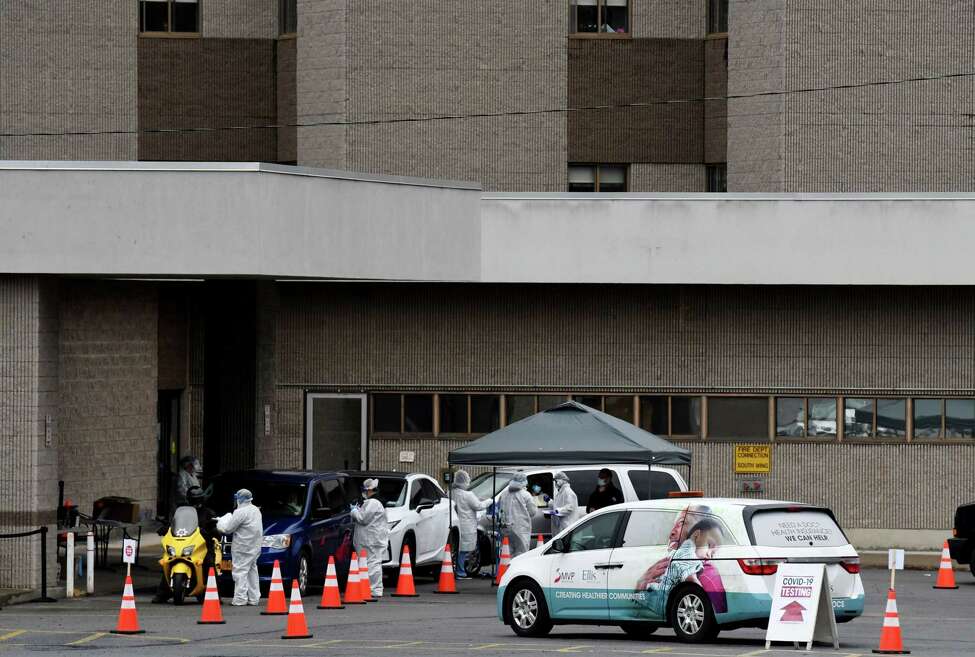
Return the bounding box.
[305,394,367,470]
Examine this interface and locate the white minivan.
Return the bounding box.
[498,497,864,642]
[464,465,687,573]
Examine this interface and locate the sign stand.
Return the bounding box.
[765,563,839,651]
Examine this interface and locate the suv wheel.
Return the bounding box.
[295,554,310,596]
[506,580,553,637]
[669,586,719,643]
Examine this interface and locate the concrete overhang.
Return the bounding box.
[3,163,975,285]
[0,162,483,281]
[481,192,975,285]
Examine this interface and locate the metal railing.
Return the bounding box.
[0,526,56,603]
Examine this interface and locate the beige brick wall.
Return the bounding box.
[629,163,706,191]
[202,0,277,38]
[58,282,158,518]
[0,0,137,159]
[0,277,59,590]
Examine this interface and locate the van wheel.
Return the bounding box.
[619,622,657,638]
[669,586,719,643]
[505,580,552,637]
[296,554,310,596]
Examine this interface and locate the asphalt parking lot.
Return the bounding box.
[0,568,971,656]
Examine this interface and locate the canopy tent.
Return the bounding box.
[447,400,691,467]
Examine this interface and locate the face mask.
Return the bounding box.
[597,478,608,487]
[531,485,541,494]
[361,491,369,499]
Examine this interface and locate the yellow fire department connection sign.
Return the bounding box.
[734,444,772,474]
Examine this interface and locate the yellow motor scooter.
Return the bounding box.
[159,506,222,604]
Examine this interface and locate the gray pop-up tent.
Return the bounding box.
[447,400,691,468]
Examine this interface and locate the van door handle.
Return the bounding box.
[593,563,623,569]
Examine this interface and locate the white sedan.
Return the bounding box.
[345,471,457,573]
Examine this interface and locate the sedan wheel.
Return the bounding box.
[506,581,552,637]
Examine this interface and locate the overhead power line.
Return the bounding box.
[2,69,975,139]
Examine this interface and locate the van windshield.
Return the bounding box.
[468,472,514,499]
[749,509,848,548]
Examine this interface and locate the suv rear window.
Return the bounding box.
[749,509,848,548]
[627,470,681,500]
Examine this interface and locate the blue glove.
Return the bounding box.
[543,494,551,503]
[486,502,496,516]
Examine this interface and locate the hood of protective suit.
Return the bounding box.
[452,470,471,490]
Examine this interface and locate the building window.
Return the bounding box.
[708,397,768,439]
[776,397,838,438]
[505,395,535,424]
[568,164,628,192]
[844,398,906,438]
[604,395,634,422]
[946,399,975,438]
[403,394,433,433]
[707,0,728,34]
[279,0,297,35]
[471,395,501,433]
[638,396,701,437]
[706,163,727,192]
[570,0,629,34]
[439,395,468,434]
[372,394,401,433]
[140,0,200,33]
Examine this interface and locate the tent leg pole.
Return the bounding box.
[492,467,497,580]
[648,463,652,499]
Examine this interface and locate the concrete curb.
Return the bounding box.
[859,550,969,572]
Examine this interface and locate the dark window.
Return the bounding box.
[627,470,681,501]
[708,397,768,438]
[671,396,702,436]
[319,478,345,512]
[564,511,624,552]
[946,399,975,438]
[706,163,727,192]
[913,399,942,438]
[707,0,728,34]
[574,395,603,410]
[876,399,906,438]
[409,480,425,510]
[639,396,668,435]
[505,395,535,424]
[538,395,568,411]
[403,394,433,433]
[604,395,634,422]
[279,0,297,34]
[471,395,501,433]
[568,164,628,192]
[372,394,400,432]
[140,0,199,33]
[844,398,875,438]
[570,0,628,34]
[439,394,468,433]
[419,478,445,501]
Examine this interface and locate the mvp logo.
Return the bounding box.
[554,569,576,584]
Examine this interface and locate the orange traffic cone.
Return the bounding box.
[317,556,344,609]
[391,545,419,597]
[261,560,288,615]
[111,575,145,635]
[872,588,909,654]
[359,550,376,602]
[198,567,225,624]
[343,551,365,604]
[433,544,459,594]
[933,540,958,589]
[493,536,511,586]
[281,580,313,640]
[536,534,545,548]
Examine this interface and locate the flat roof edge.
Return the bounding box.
[482,192,975,201]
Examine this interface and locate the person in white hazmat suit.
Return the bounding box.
[549,471,584,534]
[175,455,202,506]
[451,470,492,578]
[498,472,536,558]
[351,478,389,597]
[216,489,264,606]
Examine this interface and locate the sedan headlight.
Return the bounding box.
[166,546,176,557]
[262,534,292,549]
[388,520,401,531]
[181,545,195,557]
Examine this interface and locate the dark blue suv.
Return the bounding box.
[210,470,357,595]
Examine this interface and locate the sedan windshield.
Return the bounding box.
[468,472,515,499]
[346,476,408,508]
[210,479,308,518]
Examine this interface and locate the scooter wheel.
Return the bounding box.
[172,573,188,605]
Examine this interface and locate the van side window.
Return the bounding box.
[322,478,346,511]
[627,470,681,501]
[419,478,444,501]
[619,510,680,548]
[564,511,625,552]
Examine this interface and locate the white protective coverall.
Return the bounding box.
[451,470,492,576]
[498,475,536,557]
[216,492,264,606]
[175,465,200,506]
[351,491,389,597]
[550,472,585,534]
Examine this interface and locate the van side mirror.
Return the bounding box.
[549,538,565,553]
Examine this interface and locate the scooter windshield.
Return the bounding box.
[172,506,199,538]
